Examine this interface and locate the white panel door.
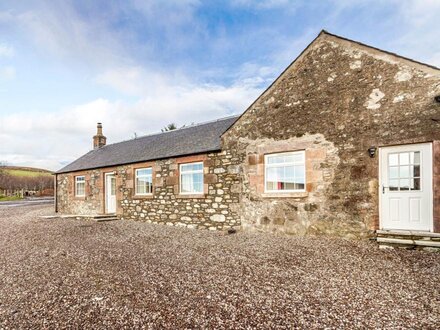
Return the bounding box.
[105,173,116,214]
[380,143,433,231]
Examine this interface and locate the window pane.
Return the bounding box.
[285,165,294,178]
[389,154,399,166]
[76,182,85,196]
[111,178,116,195]
[193,181,203,193]
[293,165,304,178]
[181,173,192,193]
[412,178,421,191]
[389,166,399,179]
[400,153,409,165]
[400,166,410,178]
[267,152,304,165]
[389,179,399,191]
[137,168,151,176]
[413,165,420,178]
[181,163,203,172]
[267,167,279,182]
[400,179,410,191]
[412,152,420,165]
[267,155,282,164]
[136,177,146,194]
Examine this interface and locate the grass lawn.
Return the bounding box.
[0,195,22,201]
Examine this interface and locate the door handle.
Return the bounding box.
[382,186,389,194]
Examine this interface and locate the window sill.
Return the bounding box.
[74,196,86,200]
[261,191,308,198]
[177,194,206,199]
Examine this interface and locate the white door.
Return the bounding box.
[105,173,116,214]
[380,143,433,231]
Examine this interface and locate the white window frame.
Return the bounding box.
[75,176,85,197]
[179,161,204,195]
[135,168,153,196]
[264,151,306,193]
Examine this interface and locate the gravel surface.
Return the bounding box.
[0,205,439,329]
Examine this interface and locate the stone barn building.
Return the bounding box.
[56,31,440,243]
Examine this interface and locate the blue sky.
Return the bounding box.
[0,0,439,170]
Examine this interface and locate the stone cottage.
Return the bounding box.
[56,31,440,242]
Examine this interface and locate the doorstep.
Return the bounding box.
[375,230,440,251]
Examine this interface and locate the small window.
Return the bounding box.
[180,162,204,194]
[75,176,85,197]
[135,168,153,195]
[388,151,421,191]
[265,151,306,192]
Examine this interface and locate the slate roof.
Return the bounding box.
[56,115,239,174]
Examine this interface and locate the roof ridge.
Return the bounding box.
[99,114,240,150]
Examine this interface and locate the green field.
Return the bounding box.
[1,166,52,178]
[0,195,22,201]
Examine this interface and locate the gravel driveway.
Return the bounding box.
[0,205,439,329]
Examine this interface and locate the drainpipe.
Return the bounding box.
[54,173,58,213]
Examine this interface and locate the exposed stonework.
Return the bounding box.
[57,151,241,230]
[57,169,104,215]
[234,134,343,236]
[222,32,440,238]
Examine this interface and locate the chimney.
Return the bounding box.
[93,122,107,149]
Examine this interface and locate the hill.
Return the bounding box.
[0,166,53,178]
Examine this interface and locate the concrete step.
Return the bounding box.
[93,214,116,219]
[377,230,440,239]
[94,215,118,222]
[376,231,440,251]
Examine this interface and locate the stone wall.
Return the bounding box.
[223,32,440,238]
[56,151,241,230]
[57,169,104,215]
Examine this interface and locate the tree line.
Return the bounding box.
[0,169,53,196]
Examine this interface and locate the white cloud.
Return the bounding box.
[0,80,261,170]
[0,43,14,57]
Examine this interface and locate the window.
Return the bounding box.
[135,168,153,195]
[180,162,204,194]
[388,151,421,191]
[265,151,305,192]
[75,176,85,197]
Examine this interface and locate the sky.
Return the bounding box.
[0,0,439,171]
